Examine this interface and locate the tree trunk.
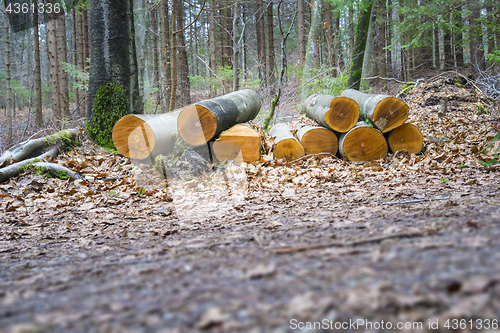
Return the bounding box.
[256,0,267,86]
[3,13,13,146]
[213,124,261,163]
[341,89,409,133]
[338,121,388,161]
[386,123,423,154]
[112,111,180,160]
[87,0,142,125]
[176,1,191,106]
[160,0,171,112]
[296,125,338,155]
[348,0,374,90]
[301,0,322,101]
[323,0,335,69]
[208,0,218,97]
[151,5,160,107]
[269,123,305,160]
[267,0,275,91]
[177,89,261,146]
[34,8,43,127]
[302,94,359,133]
[48,15,61,124]
[56,13,70,119]
[469,1,485,71]
[169,0,178,111]
[454,8,464,67]
[443,14,454,69]
[72,9,80,111]
[232,1,240,91]
[297,0,306,66]
[82,8,89,113]
[433,24,440,69]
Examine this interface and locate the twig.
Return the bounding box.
[363,75,415,85]
[382,196,450,205]
[272,229,438,254]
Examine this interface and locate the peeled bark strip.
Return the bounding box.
[296,125,338,155]
[339,121,388,161]
[213,124,261,163]
[0,129,79,166]
[302,94,359,133]
[177,89,261,146]
[341,89,409,133]
[112,111,180,159]
[387,123,423,154]
[269,124,305,160]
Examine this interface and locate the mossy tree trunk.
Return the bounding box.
[87,0,142,124]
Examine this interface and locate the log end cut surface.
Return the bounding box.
[274,139,305,161]
[388,123,423,153]
[213,124,261,163]
[373,97,409,132]
[341,127,388,161]
[300,128,338,155]
[112,115,155,159]
[326,97,360,132]
[177,104,217,145]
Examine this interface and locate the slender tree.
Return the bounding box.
[3,11,13,146]
[160,0,171,111]
[297,0,305,66]
[34,6,43,127]
[348,0,374,90]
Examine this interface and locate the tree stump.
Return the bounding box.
[295,125,338,155]
[269,124,305,160]
[112,111,180,159]
[339,121,388,161]
[302,94,359,132]
[213,124,261,163]
[387,123,423,153]
[341,89,409,133]
[177,89,261,146]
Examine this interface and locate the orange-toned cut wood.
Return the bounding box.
[213,124,261,163]
[295,125,338,155]
[387,123,423,153]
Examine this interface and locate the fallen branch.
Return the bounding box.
[382,196,449,205]
[0,147,59,183]
[272,229,438,254]
[0,128,80,166]
[31,162,82,180]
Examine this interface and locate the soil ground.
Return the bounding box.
[1,76,500,332]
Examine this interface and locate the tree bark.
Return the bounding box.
[341,89,409,133]
[256,0,267,86]
[323,0,335,69]
[34,7,43,127]
[151,5,160,107]
[208,0,218,97]
[72,9,80,113]
[112,111,180,160]
[386,123,423,154]
[454,8,464,67]
[160,0,171,112]
[302,94,359,133]
[176,1,191,106]
[301,0,322,101]
[213,124,261,163]
[469,1,485,71]
[297,0,306,66]
[232,1,240,91]
[269,123,305,160]
[338,121,388,161]
[3,13,13,146]
[267,0,275,91]
[169,0,178,111]
[296,125,338,155]
[348,0,374,90]
[177,89,261,146]
[87,0,142,120]
[56,13,70,119]
[48,15,61,124]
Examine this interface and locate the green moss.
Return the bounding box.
[42,129,78,152]
[87,83,128,150]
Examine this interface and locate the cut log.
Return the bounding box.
[112,111,180,160]
[339,121,388,161]
[177,89,261,146]
[295,125,338,155]
[341,89,409,133]
[302,94,359,133]
[213,124,261,163]
[269,123,305,160]
[387,123,423,154]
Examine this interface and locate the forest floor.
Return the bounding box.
[1,74,500,332]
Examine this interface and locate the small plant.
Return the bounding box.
[440,177,449,183]
[137,187,146,196]
[479,159,499,167]
[476,104,487,115]
[107,189,119,197]
[457,164,468,168]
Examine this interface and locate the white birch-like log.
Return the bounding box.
[269,123,305,160]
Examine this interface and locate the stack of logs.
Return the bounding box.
[112,88,423,164]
